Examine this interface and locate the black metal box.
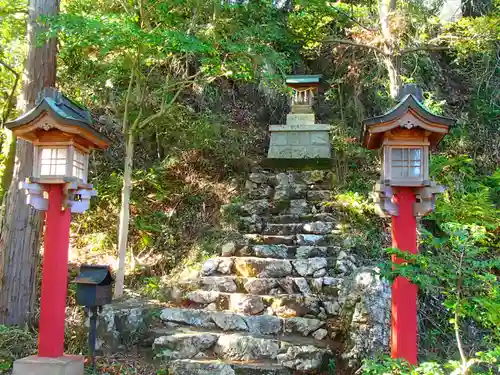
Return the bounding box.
[74,265,114,307]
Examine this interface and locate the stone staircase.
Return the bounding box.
[97,170,391,375]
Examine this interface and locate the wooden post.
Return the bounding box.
[38,184,71,357]
[391,187,418,365]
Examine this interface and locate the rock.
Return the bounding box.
[201,277,238,293]
[323,277,342,287]
[214,334,280,361]
[323,301,341,315]
[97,301,149,352]
[221,242,236,257]
[278,279,296,294]
[312,328,328,340]
[234,258,292,278]
[294,278,311,294]
[154,332,218,358]
[217,258,234,274]
[244,234,295,245]
[249,172,268,184]
[274,186,291,200]
[248,185,274,199]
[244,278,278,294]
[170,360,235,375]
[160,308,215,328]
[296,234,326,246]
[340,267,391,368]
[211,312,248,331]
[187,290,220,304]
[275,173,292,186]
[303,221,333,234]
[242,199,270,216]
[301,171,326,184]
[245,315,282,335]
[311,278,323,293]
[229,295,265,315]
[206,303,218,311]
[277,345,326,371]
[283,317,324,336]
[273,305,298,318]
[253,244,288,259]
[292,258,327,277]
[292,184,307,198]
[202,259,221,276]
[307,190,331,201]
[312,268,327,277]
[289,199,309,215]
[295,246,327,258]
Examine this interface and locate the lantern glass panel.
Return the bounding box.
[72,149,87,181]
[39,147,68,176]
[391,147,422,178]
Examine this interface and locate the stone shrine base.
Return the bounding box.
[13,355,84,375]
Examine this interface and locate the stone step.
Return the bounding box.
[158,308,341,338]
[155,327,331,371]
[264,213,336,224]
[192,275,342,295]
[152,326,331,358]
[255,222,335,236]
[168,357,329,375]
[203,256,345,278]
[243,233,329,246]
[239,198,333,217]
[174,289,343,318]
[228,244,341,260]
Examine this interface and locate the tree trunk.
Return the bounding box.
[384,54,402,99]
[114,131,134,298]
[379,0,401,99]
[0,0,59,325]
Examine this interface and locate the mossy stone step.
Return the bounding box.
[243,234,329,246]
[191,275,342,295]
[203,256,341,278]
[158,308,342,337]
[168,358,295,375]
[223,244,341,260]
[179,291,342,318]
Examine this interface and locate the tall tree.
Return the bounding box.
[52,0,291,297]
[0,0,59,325]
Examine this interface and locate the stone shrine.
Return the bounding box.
[267,75,331,162]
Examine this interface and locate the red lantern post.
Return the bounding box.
[5,88,109,375]
[361,84,454,365]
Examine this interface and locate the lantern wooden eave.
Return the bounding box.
[361,94,456,150]
[5,92,111,150]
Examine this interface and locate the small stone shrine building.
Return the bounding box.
[267,75,331,163]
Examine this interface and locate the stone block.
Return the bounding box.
[286,113,315,125]
[13,355,84,375]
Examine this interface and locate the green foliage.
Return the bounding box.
[362,349,500,374]
[0,325,37,373]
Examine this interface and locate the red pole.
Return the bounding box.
[38,184,71,357]
[391,187,418,365]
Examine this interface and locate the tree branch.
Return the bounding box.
[401,45,450,55]
[0,59,20,125]
[324,38,386,55]
[328,6,378,32]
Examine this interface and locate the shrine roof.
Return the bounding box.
[286,75,322,84]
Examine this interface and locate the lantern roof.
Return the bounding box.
[5,88,110,149]
[286,74,322,86]
[361,85,456,150]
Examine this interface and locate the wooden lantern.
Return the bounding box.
[362,85,455,187]
[6,87,109,184]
